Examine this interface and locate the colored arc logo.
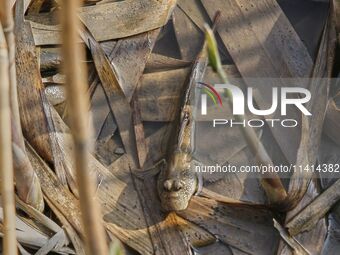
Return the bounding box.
[197,82,223,107]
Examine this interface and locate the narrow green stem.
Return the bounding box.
[207,28,287,204]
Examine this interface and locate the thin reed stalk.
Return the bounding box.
[0,22,17,255]
[204,25,287,205]
[0,0,44,211]
[59,0,108,254]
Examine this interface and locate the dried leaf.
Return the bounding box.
[80,28,139,168]
[178,197,279,255]
[145,53,191,72]
[15,13,68,185]
[201,0,313,165]
[29,0,177,45]
[274,219,311,255]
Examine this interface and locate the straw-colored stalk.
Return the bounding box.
[0,22,17,255]
[0,0,20,129]
[59,0,108,254]
[0,0,44,211]
[205,25,287,205]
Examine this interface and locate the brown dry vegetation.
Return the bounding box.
[0,0,340,254]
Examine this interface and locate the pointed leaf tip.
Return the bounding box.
[204,24,221,73]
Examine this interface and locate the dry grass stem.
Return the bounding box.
[0,21,17,255]
[0,0,44,211]
[60,0,109,254]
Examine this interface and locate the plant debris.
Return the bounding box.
[0,0,339,254]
